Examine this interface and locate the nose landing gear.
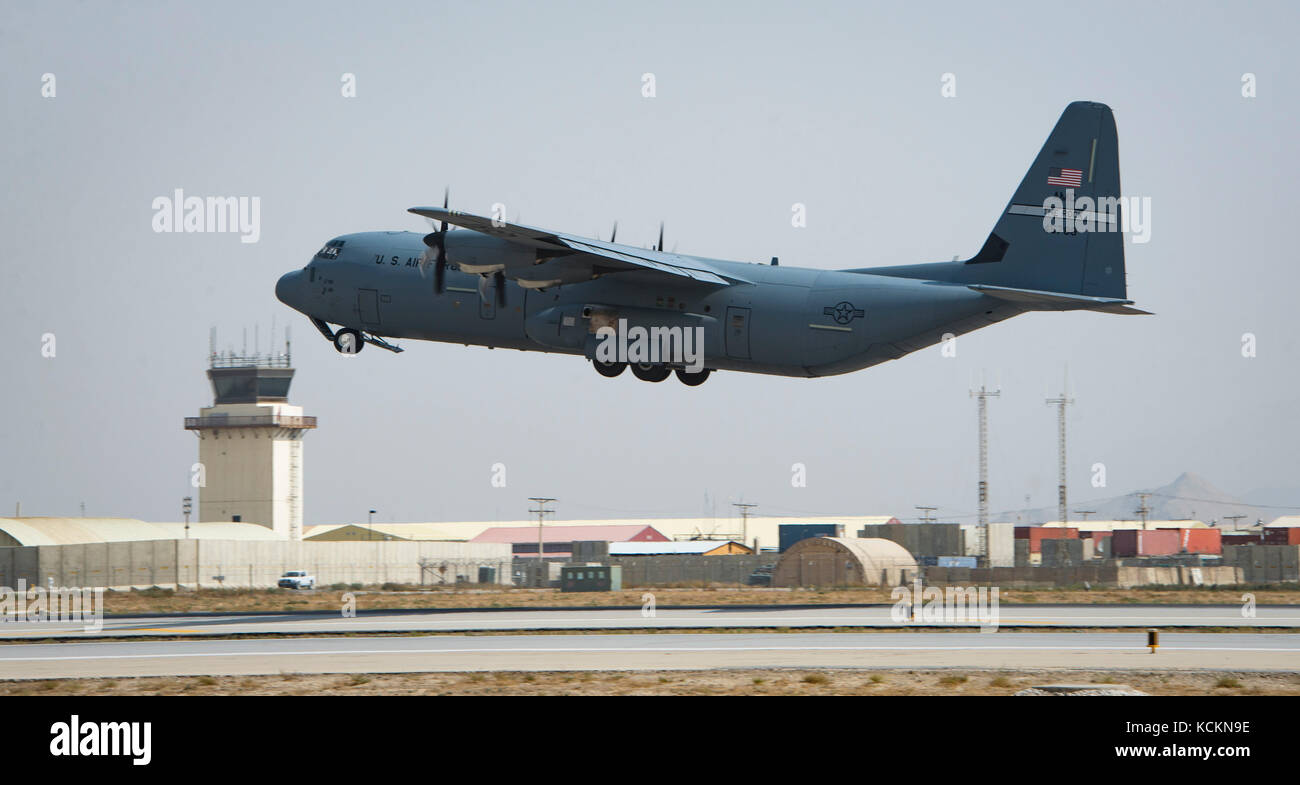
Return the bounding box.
[333,328,364,354]
[317,321,403,354]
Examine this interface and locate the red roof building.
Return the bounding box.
[470,524,669,558]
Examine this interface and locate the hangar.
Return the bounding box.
[773,537,917,587]
[0,517,283,547]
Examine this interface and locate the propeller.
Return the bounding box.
[609,221,618,243]
[419,188,450,294]
[656,222,664,252]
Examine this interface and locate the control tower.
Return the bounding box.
[184,334,316,540]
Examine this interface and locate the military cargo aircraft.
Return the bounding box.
[275,101,1147,386]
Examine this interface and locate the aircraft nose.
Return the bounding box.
[275,270,303,308]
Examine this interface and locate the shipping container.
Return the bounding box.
[936,555,977,568]
[1263,527,1300,546]
[1013,526,1078,554]
[1222,533,1262,546]
[778,523,843,553]
[1111,528,1180,557]
[1179,528,1222,554]
[1080,530,1113,541]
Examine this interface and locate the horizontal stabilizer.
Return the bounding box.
[969,284,1152,315]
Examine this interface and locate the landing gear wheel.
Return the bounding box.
[333,328,364,354]
[593,359,627,378]
[675,368,712,386]
[631,363,671,382]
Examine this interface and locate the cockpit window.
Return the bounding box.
[315,239,344,260]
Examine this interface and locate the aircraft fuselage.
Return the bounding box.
[275,229,1016,378]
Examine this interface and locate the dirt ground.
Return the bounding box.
[100,585,1300,615]
[4,668,1298,696]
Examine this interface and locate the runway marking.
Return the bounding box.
[2,644,1297,662]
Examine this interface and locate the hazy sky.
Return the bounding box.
[2,1,1297,528]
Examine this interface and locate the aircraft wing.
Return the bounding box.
[408,207,743,286]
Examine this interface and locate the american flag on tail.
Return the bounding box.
[1047,167,1083,187]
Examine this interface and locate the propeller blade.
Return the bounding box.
[610,221,618,243]
[420,230,448,293]
[425,188,450,293]
[656,222,664,252]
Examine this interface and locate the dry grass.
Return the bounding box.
[2,669,1297,696]
[97,585,1300,615]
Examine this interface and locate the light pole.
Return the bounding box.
[182,496,192,539]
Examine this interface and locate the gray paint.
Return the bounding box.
[277,103,1142,382]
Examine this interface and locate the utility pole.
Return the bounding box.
[971,381,1001,561]
[1136,494,1151,529]
[733,503,757,549]
[1046,373,1074,527]
[1074,510,1096,524]
[529,497,556,587]
[915,506,938,524]
[182,496,193,539]
[1223,514,1246,531]
[368,509,376,540]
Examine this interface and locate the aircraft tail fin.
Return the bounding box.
[967,101,1128,299]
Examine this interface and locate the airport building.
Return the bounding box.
[304,515,900,554]
[0,517,511,589]
[184,347,314,540]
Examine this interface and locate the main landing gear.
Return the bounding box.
[630,363,672,383]
[592,359,712,386]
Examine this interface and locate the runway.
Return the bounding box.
[1,603,1295,640]
[0,632,1295,679]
